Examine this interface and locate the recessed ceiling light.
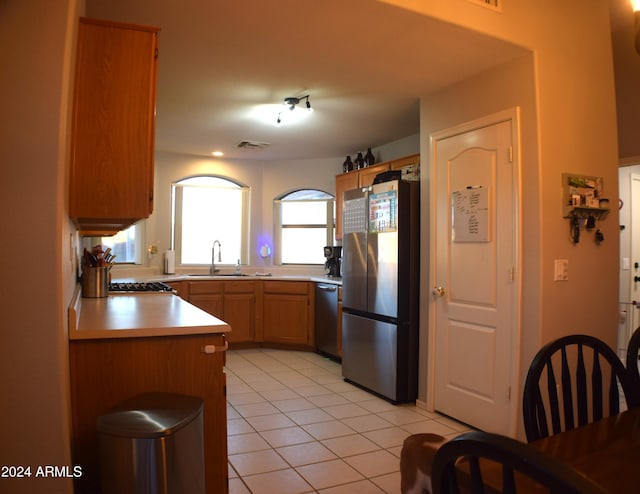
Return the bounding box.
[211,150,224,157]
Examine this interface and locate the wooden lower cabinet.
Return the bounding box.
[262,281,314,348]
[188,281,224,319]
[223,281,258,343]
[185,280,257,344]
[165,280,186,298]
[69,333,228,494]
[176,279,317,349]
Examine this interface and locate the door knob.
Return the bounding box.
[432,286,446,297]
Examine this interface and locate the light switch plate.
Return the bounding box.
[554,259,569,281]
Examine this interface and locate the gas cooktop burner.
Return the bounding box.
[108,281,175,293]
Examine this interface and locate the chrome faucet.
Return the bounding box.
[210,240,222,275]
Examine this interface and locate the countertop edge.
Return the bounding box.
[69,287,230,340]
[113,273,342,285]
[68,325,228,340]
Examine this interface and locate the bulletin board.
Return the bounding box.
[452,187,490,242]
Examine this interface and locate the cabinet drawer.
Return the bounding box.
[224,280,256,293]
[263,281,309,295]
[188,281,224,294]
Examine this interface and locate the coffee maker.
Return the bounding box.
[323,246,342,278]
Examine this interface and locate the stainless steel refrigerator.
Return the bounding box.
[341,178,419,403]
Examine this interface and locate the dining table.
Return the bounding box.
[459,406,640,493]
[528,405,640,492]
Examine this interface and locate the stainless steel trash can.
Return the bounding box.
[97,392,205,494]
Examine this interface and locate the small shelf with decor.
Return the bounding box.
[562,173,609,220]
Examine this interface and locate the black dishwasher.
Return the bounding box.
[314,283,339,359]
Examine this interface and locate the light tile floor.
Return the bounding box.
[225,348,471,494]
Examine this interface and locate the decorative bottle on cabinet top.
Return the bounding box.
[343,155,353,173]
[364,147,376,167]
[354,152,365,170]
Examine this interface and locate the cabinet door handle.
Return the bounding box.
[202,336,229,354]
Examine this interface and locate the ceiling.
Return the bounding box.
[85,0,635,161]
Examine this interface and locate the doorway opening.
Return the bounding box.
[618,163,640,360]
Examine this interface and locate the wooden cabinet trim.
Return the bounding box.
[263,280,310,295]
[224,280,256,293]
[389,153,420,170]
[188,280,224,294]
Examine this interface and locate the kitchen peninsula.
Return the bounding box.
[68,287,230,494]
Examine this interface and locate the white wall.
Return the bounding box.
[419,54,537,423]
[0,1,80,492]
[395,0,620,438]
[387,0,621,352]
[140,135,419,273]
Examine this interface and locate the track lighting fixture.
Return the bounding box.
[276,95,312,125]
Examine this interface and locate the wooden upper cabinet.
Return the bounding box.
[389,153,420,170]
[69,18,160,235]
[357,162,390,188]
[334,153,419,239]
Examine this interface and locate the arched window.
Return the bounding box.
[274,189,335,265]
[172,176,250,265]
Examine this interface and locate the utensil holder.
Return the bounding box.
[82,266,109,298]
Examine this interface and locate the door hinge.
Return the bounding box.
[509,266,515,282]
[508,146,513,163]
[506,386,511,401]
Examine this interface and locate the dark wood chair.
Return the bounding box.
[522,334,639,442]
[431,430,607,494]
[626,326,640,393]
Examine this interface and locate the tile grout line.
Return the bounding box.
[225,348,469,493]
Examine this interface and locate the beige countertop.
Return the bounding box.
[68,286,230,340]
[108,265,342,285]
[118,273,342,285]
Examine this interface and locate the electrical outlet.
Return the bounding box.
[554,259,569,281]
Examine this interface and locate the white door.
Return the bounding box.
[430,109,520,435]
[629,174,640,333]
